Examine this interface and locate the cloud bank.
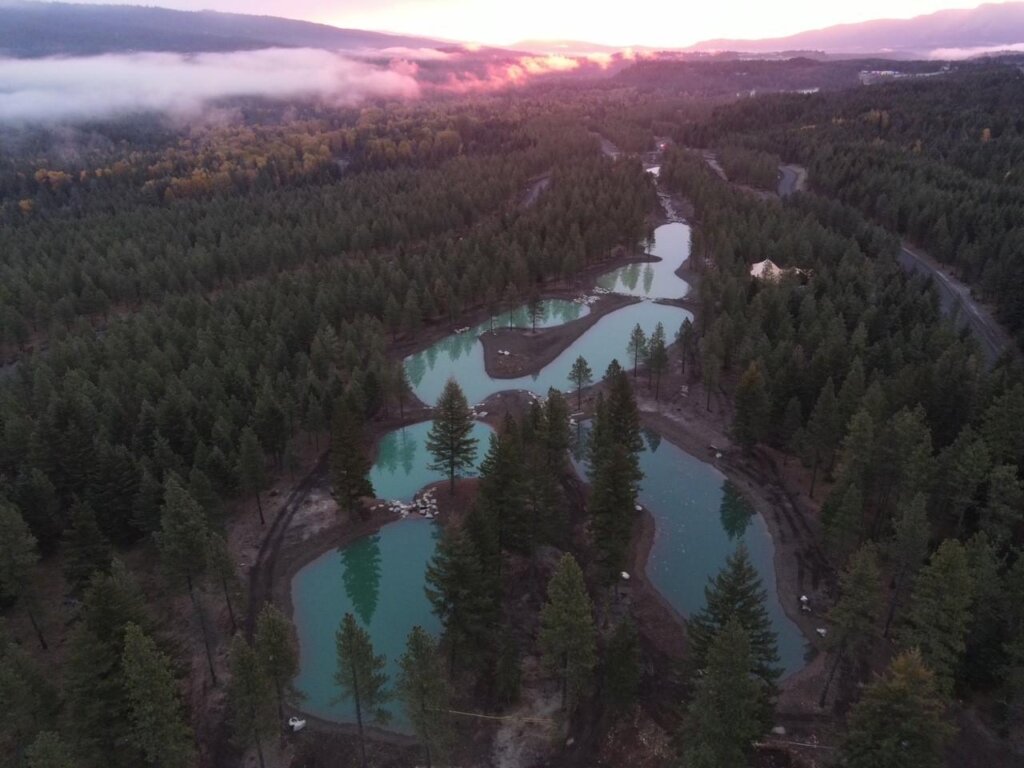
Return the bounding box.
[0,48,421,123]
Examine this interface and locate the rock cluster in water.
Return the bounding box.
[380,487,439,519]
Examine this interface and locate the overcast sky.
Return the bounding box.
[40,0,1009,46]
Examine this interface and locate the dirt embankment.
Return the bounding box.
[480,293,639,379]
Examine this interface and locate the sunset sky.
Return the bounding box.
[49,0,1009,47]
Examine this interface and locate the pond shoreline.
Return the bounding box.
[262,183,829,751]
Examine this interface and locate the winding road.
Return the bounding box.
[775,161,1010,365]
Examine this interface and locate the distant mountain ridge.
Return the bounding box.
[689,2,1024,56]
[0,1,446,57]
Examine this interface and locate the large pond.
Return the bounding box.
[291,518,440,730]
[369,420,494,502]
[571,423,806,676]
[291,217,805,731]
[292,419,492,728]
[406,301,689,406]
[406,221,692,406]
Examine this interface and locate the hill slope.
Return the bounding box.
[0,1,446,57]
[691,2,1024,56]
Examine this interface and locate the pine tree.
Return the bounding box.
[820,545,884,707]
[822,480,864,566]
[207,533,240,632]
[898,539,974,693]
[64,561,150,768]
[157,477,216,684]
[590,443,639,582]
[677,317,696,374]
[682,618,766,768]
[476,422,528,552]
[605,617,641,713]
[237,426,268,525]
[526,291,546,332]
[329,403,374,515]
[254,602,301,722]
[426,379,478,495]
[779,396,803,462]
[62,500,112,595]
[397,626,451,768]
[228,636,276,768]
[627,323,648,379]
[0,637,59,763]
[647,322,669,399]
[539,554,597,711]
[884,494,931,637]
[841,650,953,768]
[981,464,1023,547]
[424,528,495,669]
[807,378,841,496]
[568,355,593,410]
[689,546,780,706]
[732,360,769,451]
[0,502,47,649]
[121,623,195,768]
[335,613,390,768]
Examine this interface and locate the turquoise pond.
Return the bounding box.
[291,220,804,729]
[570,424,807,675]
[596,221,690,299]
[291,518,441,730]
[369,420,494,502]
[406,300,692,406]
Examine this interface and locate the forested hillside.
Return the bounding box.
[681,64,1024,342]
[1,56,1023,768]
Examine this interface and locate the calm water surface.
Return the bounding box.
[291,519,441,730]
[293,219,802,730]
[571,423,807,676]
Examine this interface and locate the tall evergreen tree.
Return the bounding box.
[157,477,216,684]
[884,494,931,637]
[477,420,528,552]
[121,623,195,768]
[820,545,884,707]
[424,528,495,669]
[681,618,766,768]
[841,650,953,768]
[539,554,597,711]
[329,403,374,515]
[227,635,276,768]
[647,322,669,399]
[898,539,974,693]
[627,324,648,379]
[64,561,150,768]
[426,379,478,495]
[568,355,593,410]
[397,626,451,768]
[335,613,390,768]
[254,602,301,722]
[807,378,841,496]
[732,360,770,451]
[237,426,268,525]
[0,502,46,649]
[62,500,112,596]
[0,636,59,764]
[689,545,780,709]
